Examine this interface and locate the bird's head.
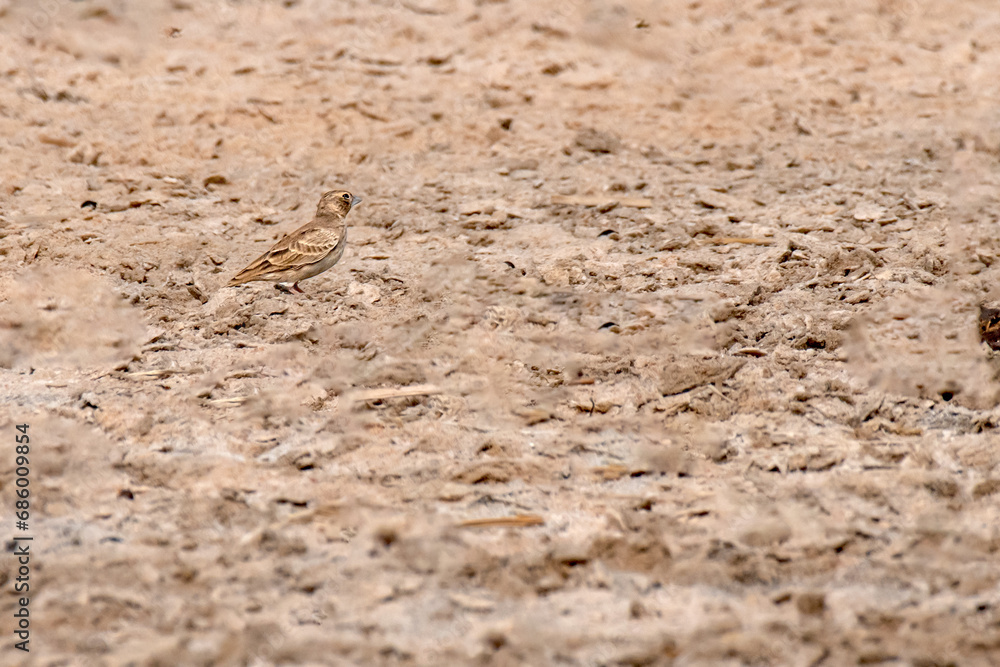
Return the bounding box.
[317,190,362,217]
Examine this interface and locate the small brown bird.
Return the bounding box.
[228,190,361,294]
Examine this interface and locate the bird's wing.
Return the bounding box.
[263,225,344,269]
[230,224,344,282]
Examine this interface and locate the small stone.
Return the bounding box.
[68,143,102,166]
[978,305,1000,351]
[923,477,959,498]
[506,158,539,171]
[437,482,470,501]
[573,127,622,154]
[907,189,948,209]
[972,479,1000,498]
[459,201,497,216]
[852,202,885,221]
[693,187,735,210]
[796,591,826,615]
[203,174,229,188]
[186,283,208,304]
[449,592,496,612]
[740,515,792,547]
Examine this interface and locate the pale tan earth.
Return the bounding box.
[2,0,1000,665]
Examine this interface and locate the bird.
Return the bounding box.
[227,190,361,294]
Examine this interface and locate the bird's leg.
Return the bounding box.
[275,283,294,294]
[292,282,305,294]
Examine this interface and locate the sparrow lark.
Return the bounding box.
[228,190,361,294]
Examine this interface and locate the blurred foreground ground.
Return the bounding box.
[2,1,1000,665]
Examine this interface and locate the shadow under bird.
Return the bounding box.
[227,190,361,294]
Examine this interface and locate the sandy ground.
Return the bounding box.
[2,0,1000,665]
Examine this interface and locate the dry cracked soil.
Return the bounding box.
[2,1,1000,665]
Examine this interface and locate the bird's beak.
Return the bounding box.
[351,195,363,207]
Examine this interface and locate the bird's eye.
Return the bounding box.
[342,193,350,200]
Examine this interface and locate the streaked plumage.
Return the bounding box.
[228,190,361,293]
